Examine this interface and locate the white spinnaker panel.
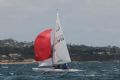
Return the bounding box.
[53,13,71,64]
[38,58,53,67]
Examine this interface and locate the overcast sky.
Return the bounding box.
[0,0,120,46]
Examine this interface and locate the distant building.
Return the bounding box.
[106,52,111,55]
[1,55,7,58]
[8,53,23,61]
[9,53,21,57]
[0,55,8,60]
[97,52,104,55]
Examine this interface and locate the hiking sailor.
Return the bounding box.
[53,63,69,69]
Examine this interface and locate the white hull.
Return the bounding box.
[32,68,82,72]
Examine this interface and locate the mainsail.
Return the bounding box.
[53,13,71,64]
[34,28,53,66]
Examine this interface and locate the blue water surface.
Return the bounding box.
[0,61,120,80]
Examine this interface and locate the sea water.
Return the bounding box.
[0,61,120,80]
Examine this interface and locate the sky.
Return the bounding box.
[0,0,120,46]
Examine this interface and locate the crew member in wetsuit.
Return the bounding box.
[62,63,69,69]
[53,65,60,69]
[54,63,69,69]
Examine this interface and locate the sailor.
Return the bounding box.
[53,65,60,69]
[54,63,69,69]
[62,63,69,69]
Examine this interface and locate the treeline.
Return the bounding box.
[0,39,120,61]
[68,44,120,61]
[0,39,34,61]
[68,44,120,55]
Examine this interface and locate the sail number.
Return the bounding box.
[54,34,64,45]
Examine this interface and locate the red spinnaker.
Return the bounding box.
[34,28,52,61]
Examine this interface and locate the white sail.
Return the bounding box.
[38,58,53,67]
[53,13,71,64]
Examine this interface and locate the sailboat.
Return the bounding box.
[32,12,80,72]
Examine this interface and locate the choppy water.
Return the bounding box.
[0,61,120,80]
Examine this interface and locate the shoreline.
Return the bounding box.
[0,59,34,64]
[0,59,119,65]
